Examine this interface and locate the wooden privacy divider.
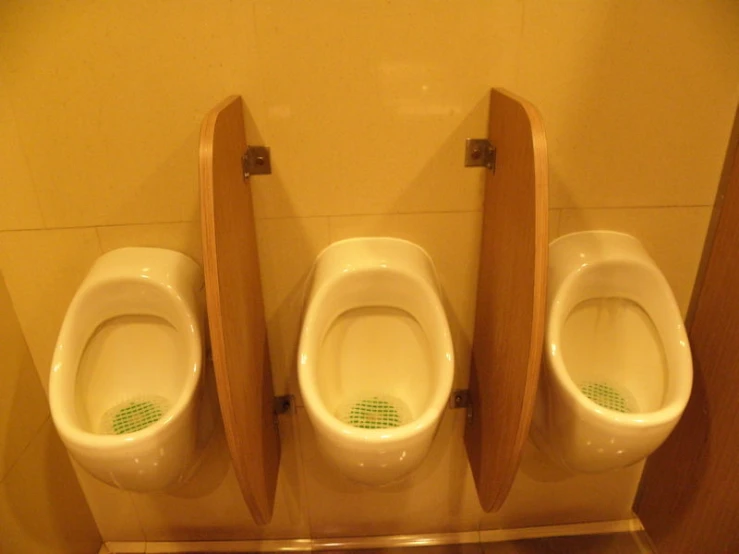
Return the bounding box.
[197,90,546,521]
[465,88,548,512]
[635,100,739,552]
[199,96,280,525]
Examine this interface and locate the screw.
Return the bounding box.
[470,147,482,160]
[255,156,265,166]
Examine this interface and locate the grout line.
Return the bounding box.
[93,226,105,253]
[0,415,51,485]
[129,491,148,546]
[0,204,715,235]
[259,210,484,222]
[553,204,713,212]
[0,220,195,234]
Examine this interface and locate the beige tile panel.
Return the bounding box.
[0,228,103,391]
[517,1,739,209]
[300,404,640,538]
[298,407,484,537]
[483,442,642,530]
[0,1,265,228]
[0,70,44,231]
[96,222,202,265]
[0,420,101,554]
[0,274,49,481]
[328,212,483,390]
[130,409,308,541]
[558,207,712,315]
[254,217,331,398]
[70,461,145,542]
[299,406,640,538]
[250,0,523,218]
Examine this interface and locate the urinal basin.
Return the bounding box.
[298,238,454,485]
[531,231,693,473]
[49,248,205,491]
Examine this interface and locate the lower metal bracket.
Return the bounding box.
[242,145,272,179]
[273,395,293,415]
[449,389,471,409]
[464,138,496,172]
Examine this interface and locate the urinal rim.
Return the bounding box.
[49,261,204,451]
[546,256,693,429]
[298,266,454,445]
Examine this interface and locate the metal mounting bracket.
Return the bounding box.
[449,389,474,425]
[242,145,272,179]
[465,138,496,172]
[273,395,293,415]
[449,389,471,409]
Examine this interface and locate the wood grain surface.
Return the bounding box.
[465,88,548,512]
[636,103,739,551]
[199,95,280,525]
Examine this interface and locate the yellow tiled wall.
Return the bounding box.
[0,274,101,552]
[1,0,737,543]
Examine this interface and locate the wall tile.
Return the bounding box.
[299,411,640,537]
[298,407,484,537]
[255,217,331,398]
[0,228,103,391]
[0,421,101,554]
[558,207,712,315]
[1,0,734,543]
[517,0,739,209]
[250,0,523,218]
[96,222,202,265]
[483,442,642,530]
[328,212,482,390]
[70,462,145,542]
[0,1,264,228]
[0,274,48,481]
[0,70,44,231]
[130,410,308,541]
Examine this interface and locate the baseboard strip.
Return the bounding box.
[103,518,643,553]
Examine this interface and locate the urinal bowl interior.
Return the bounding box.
[51,258,205,491]
[299,239,454,485]
[535,252,692,473]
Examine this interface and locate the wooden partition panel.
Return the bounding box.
[465,88,548,512]
[635,104,739,551]
[199,96,280,525]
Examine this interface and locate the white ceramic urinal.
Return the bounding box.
[530,231,693,473]
[298,238,454,485]
[49,247,206,491]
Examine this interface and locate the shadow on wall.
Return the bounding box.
[0,273,101,554]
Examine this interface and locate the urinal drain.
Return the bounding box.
[336,395,411,430]
[99,395,170,435]
[580,382,631,413]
